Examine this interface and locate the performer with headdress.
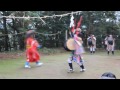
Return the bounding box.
[105,34,115,55]
[87,34,96,54]
[67,15,86,72]
[25,30,43,68]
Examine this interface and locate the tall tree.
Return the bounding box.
[2,11,9,51]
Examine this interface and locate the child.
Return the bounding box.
[25,30,43,68]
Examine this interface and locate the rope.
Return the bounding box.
[0,32,25,36]
[36,31,63,36]
[0,11,82,36]
[0,11,82,19]
[0,31,63,36]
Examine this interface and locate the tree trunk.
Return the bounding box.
[0,45,1,52]
[12,19,17,50]
[7,19,25,50]
[3,12,9,51]
[19,35,24,50]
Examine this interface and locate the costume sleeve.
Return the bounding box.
[34,40,40,47]
[74,35,79,41]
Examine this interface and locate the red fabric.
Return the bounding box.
[75,31,80,35]
[71,27,75,33]
[74,34,79,41]
[26,37,40,62]
[76,16,82,28]
[71,19,76,33]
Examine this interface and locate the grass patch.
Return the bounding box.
[0,50,120,79]
[0,58,24,73]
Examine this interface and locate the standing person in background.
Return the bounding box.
[91,35,96,53]
[105,34,115,55]
[104,35,109,50]
[87,34,96,54]
[25,30,43,68]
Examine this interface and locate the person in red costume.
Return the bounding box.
[25,30,43,68]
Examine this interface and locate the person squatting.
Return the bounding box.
[68,28,86,73]
[25,30,43,68]
[87,34,96,54]
[104,34,115,55]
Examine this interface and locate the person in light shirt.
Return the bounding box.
[104,34,115,55]
[87,34,96,54]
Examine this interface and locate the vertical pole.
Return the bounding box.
[66,30,68,41]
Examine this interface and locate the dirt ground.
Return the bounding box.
[0,51,120,79]
[0,52,25,59]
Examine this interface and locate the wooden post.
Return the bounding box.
[65,30,68,41]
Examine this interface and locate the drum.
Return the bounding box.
[66,38,75,50]
[63,40,71,51]
[64,37,82,51]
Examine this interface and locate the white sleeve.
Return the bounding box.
[87,37,89,40]
[93,37,96,40]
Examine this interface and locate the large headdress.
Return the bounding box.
[26,30,35,38]
[70,15,83,35]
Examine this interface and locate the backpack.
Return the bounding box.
[88,38,92,43]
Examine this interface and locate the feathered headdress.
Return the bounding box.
[70,15,83,34]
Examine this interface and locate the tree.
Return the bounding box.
[2,11,9,51]
[0,11,120,51]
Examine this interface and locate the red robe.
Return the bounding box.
[26,37,40,62]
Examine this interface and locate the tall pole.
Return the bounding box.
[66,30,68,41]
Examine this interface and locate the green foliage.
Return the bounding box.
[0,11,120,51]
